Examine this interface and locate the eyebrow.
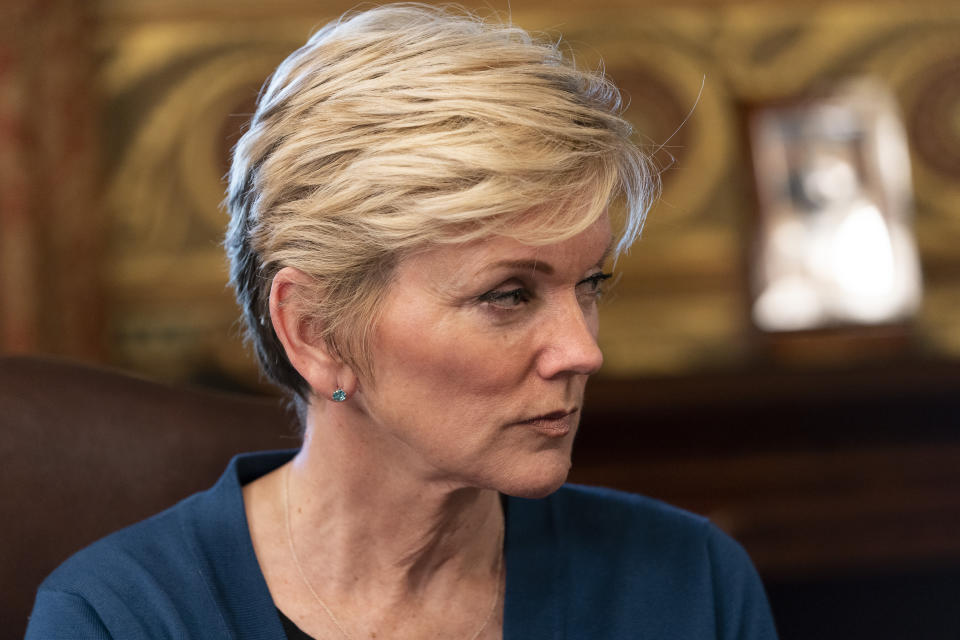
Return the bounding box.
[484,238,615,276]
[487,259,555,275]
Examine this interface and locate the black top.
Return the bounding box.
[277,607,313,640]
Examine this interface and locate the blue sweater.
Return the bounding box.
[27,451,778,639]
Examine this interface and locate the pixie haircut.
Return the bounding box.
[225,3,657,401]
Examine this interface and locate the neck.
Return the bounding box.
[286,403,504,598]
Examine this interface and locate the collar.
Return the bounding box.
[182,450,564,640]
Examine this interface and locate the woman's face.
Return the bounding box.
[358,214,611,498]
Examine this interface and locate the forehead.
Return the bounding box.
[400,214,613,283]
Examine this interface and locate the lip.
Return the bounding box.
[515,408,577,437]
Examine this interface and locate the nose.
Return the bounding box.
[535,298,604,379]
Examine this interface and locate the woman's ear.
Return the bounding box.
[269,267,357,400]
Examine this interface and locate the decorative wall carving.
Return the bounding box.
[91,1,960,386]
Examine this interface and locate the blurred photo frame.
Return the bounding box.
[746,79,922,335]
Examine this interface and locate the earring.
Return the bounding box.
[332,388,347,402]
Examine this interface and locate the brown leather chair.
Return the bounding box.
[0,356,298,640]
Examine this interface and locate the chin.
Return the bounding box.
[497,454,572,499]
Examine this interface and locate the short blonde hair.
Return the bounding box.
[225,3,657,400]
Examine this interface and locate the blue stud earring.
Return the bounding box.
[332,388,347,402]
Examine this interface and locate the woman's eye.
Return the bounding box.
[576,272,613,298]
[479,287,529,309]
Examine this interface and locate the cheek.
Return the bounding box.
[372,305,533,411]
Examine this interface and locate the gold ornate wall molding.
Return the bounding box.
[92,1,960,385]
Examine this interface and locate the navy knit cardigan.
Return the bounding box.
[27,451,778,639]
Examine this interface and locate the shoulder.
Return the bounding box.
[38,450,291,596]
[508,483,737,587]
[29,495,222,639]
[547,483,714,554]
[549,482,704,524]
[38,494,201,594]
[529,484,778,639]
[546,483,759,578]
[29,451,295,639]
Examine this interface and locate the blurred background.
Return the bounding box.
[2,0,959,638]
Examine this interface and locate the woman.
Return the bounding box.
[27,5,777,639]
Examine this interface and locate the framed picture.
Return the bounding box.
[746,79,922,333]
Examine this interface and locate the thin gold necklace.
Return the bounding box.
[283,464,505,640]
